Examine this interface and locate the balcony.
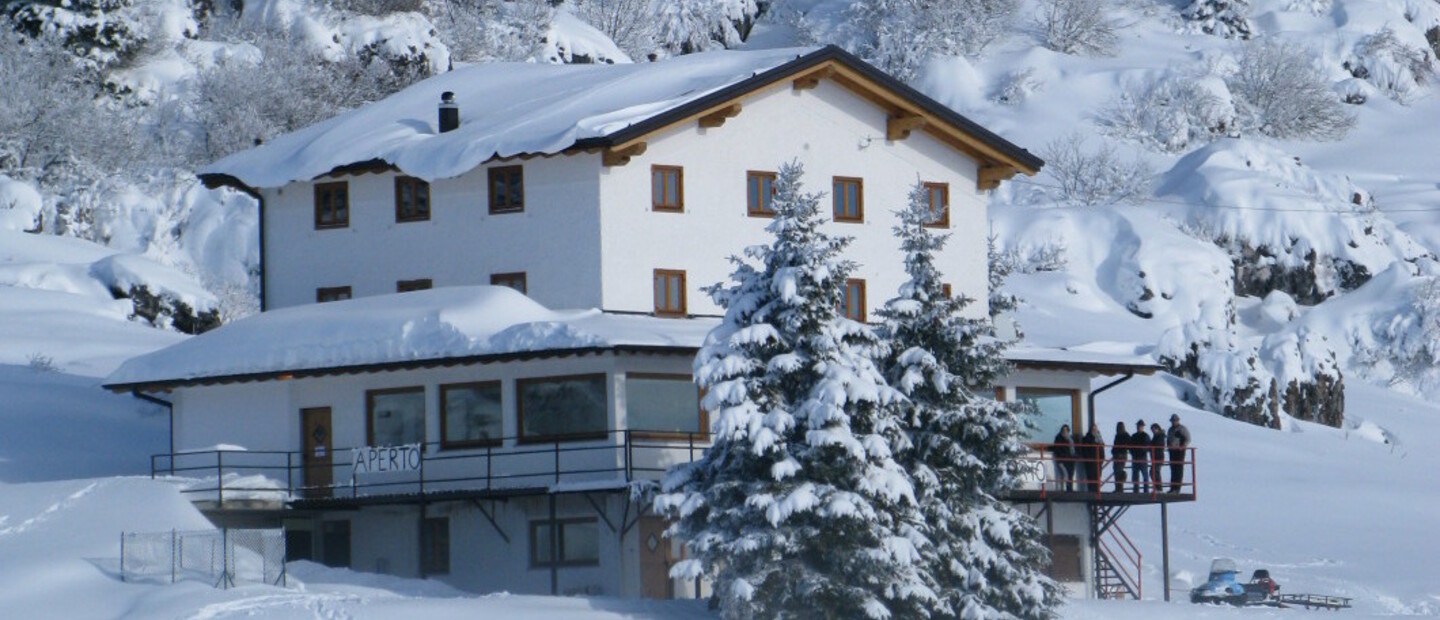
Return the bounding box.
[151,430,709,509]
[1004,444,1198,505]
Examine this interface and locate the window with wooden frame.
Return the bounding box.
[832,176,863,222]
[516,374,607,443]
[840,278,866,322]
[488,165,524,214]
[923,182,949,228]
[490,272,527,294]
[653,269,686,317]
[529,518,600,568]
[440,381,503,449]
[421,517,450,575]
[394,176,431,223]
[941,283,953,299]
[625,374,705,438]
[1015,387,1082,444]
[316,286,352,303]
[396,278,433,293]
[314,182,349,229]
[366,386,426,447]
[651,165,683,212]
[747,170,777,217]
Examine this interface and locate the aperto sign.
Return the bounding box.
[352,444,421,476]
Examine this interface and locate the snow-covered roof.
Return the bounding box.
[104,285,1160,391]
[198,45,1041,190]
[103,286,715,391]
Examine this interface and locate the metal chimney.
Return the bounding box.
[439,91,459,133]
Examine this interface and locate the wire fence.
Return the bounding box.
[120,528,287,589]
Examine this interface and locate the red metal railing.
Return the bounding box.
[1096,516,1142,599]
[1015,444,1197,501]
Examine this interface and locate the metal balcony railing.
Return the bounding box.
[1011,444,1197,502]
[150,430,711,504]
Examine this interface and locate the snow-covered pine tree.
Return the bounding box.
[656,162,940,619]
[875,183,1063,620]
[653,0,757,55]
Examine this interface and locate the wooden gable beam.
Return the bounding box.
[886,113,926,141]
[977,165,1017,191]
[792,66,836,91]
[602,142,647,167]
[698,103,742,129]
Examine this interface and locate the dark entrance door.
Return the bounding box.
[301,407,333,498]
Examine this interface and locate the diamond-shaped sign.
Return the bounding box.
[646,534,660,552]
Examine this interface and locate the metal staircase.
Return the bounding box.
[1091,504,1141,600]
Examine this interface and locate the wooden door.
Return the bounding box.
[302,407,333,498]
[639,516,678,599]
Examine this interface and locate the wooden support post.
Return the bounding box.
[698,103,741,129]
[977,165,1015,190]
[792,66,835,91]
[602,143,647,167]
[1162,502,1171,602]
[886,113,926,141]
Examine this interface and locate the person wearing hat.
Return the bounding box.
[1128,419,1151,493]
[1167,413,1191,493]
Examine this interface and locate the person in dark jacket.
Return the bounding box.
[1129,420,1151,493]
[1111,421,1129,493]
[1167,413,1192,493]
[1149,422,1166,491]
[1052,425,1075,491]
[1081,422,1104,492]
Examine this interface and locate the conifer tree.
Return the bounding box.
[657,162,940,619]
[875,182,1064,620]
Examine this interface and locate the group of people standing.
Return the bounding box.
[1049,414,1191,493]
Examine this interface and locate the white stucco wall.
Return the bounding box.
[597,81,990,317]
[260,155,604,311]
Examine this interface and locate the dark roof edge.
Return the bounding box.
[101,344,700,393]
[578,45,1043,172]
[1005,357,1164,376]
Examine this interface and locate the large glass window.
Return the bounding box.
[367,387,425,446]
[530,518,600,567]
[1015,388,1080,442]
[626,375,703,436]
[517,375,608,442]
[441,381,503,448]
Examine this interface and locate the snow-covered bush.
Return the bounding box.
[1100,73,1236,152]
[1039,0,1120,56]
[653,0,758,55]
[1226,39,1355,141]
[1193,345,1282,428]
[849,0,1019,80]
[567,0,658,60]
[432,0,553,64]
[192,23,424,162]
[992,67,1043,104]
[8,0,152,72]
[1261,329,1344,426]
[1039,134,1153,207]
[1345,27,1434,103]
[1179,0,1253,40]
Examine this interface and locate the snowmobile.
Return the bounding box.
[1189,559,1280,606]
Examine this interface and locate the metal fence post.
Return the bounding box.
[171,529,177,584]
[216,451,224,505]
[120,533,126,583]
